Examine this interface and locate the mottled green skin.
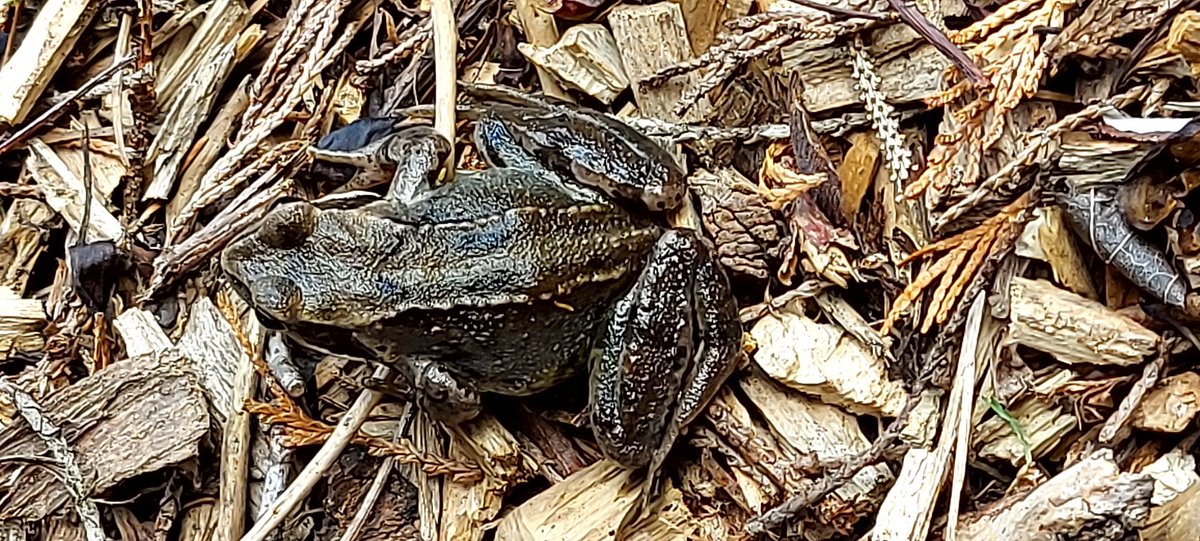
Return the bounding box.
[221,89,741,469]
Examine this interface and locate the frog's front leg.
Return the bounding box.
[590,229,742,470]
[362,343,483,424]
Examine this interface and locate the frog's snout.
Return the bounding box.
[248,276,304,322]
[257,201,318,249]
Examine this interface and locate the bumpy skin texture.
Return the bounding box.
[222,93,742,469]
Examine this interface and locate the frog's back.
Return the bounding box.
[361,170,663,394]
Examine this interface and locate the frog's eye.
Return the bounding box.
[259,202,317,249]
[249,276,303,322]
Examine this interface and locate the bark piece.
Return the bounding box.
[1038,206,1099,300]
[518,24,628,104]
[1132,371,1200,433]
[958,450,1153,541]
[750,304,907,416]
[774,0,968,113]
[975,388,1076,466]
[0,286,46,357]
[1142,480,1200,540]
[0,352,209,521]
[175,296,245,425]
[0,0,102,126]
[608,3,711,122]
[1008,277,1158,367]
[1140,448,1198,506]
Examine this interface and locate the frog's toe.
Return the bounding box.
[248,276,304,322]
[258,202,318,249]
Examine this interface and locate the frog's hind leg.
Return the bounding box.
[589,229,742,476]
[471,114,545,172]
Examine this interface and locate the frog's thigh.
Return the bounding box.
[590,229,703,468]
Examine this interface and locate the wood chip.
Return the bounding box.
[1132,371,1200,433]
[749,303,907,416]
[0,0,102,126]
[518,24,629,104]
[738,373,892,520]
[112,307,174,358]
[975,387,1076,466]
[0,199,57,292]
[608,3,711,122]
[491,460,645,541]
[958,450,1153,540]
[0,352,209,522]
[1008,277,1158,367]
[0,286,46,357]
[25,138,124,242]
[174,296,245,425]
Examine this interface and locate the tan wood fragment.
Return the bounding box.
[1141,447,1198,506]
[25,138,124,242]
[179,501,218,541]
[439,437,502,541]
[837,132,882,221]
[738,374,892,516]
[0,0,103,126]
[514,0,570,101]
[449,413,536,484]
[55,140,123,199]
[608,3,711,122]
[492,460,644,541]
[404,409,444,541]
[156,0,249,107]
[669,0,753,54]
[1056,134,1150,187]
[0,286,46,356]
[1008,277,1158,366]
[0,199,56,292]
[112,307,173,357]
[1132,371,1200,433]
[145,39,241,201]
[1038,206,1099,300]
[749,303,907,416]
[708,387,781,510]
[0,352,209,522]
[518,24,629,104]
[958,450,1153,540]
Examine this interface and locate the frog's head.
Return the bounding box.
[221,202,319,327]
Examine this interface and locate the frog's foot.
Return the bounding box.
[396,357,483,425]
[590,229,742,471]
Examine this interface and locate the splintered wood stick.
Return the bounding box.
[431,0,457,180]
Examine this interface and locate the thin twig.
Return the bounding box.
[886,0,987,86]
[239,372,386,541]
[0,56,135,155]
[431,0,457,181]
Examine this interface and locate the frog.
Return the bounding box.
[220,85,743,472]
